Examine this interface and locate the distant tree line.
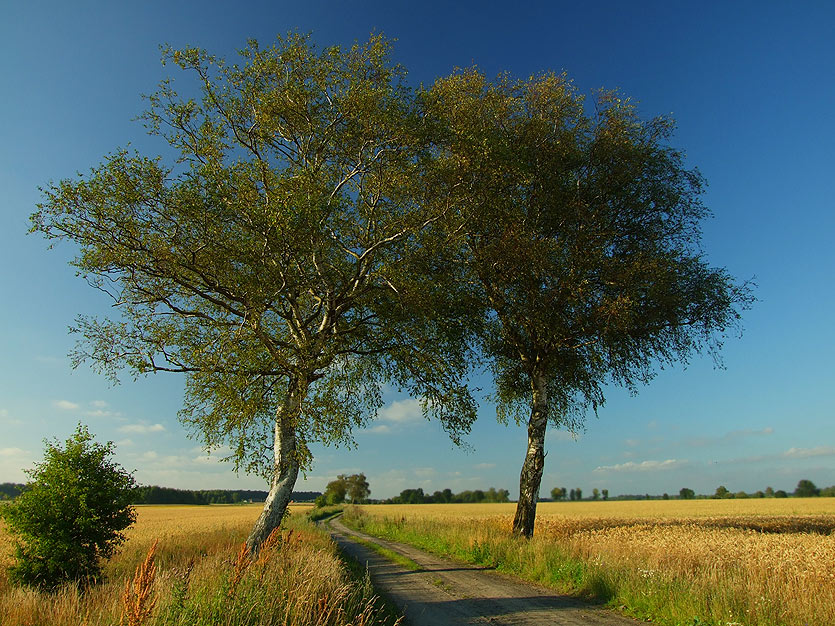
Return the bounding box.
[132,486,320,505]
[381,487,510,504]
[0,483,26,500]
[542,480,835,502]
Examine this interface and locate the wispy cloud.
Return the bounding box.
[0,447,29,458]
[684,427,773,448]
[594,459,687,473]
[119,423,166,434]
[54,400,80,410]
[86,409,122,418]
[474,462,496,470]
[366,424,392,435]
[784,446,835,459]
[91,400,108,408]
[0,409,8,418]
[378,398,423,424]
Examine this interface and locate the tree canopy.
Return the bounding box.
[424,69,752,536]
[32,33,478,551]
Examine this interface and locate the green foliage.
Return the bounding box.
[317,473,370,506]
[382,486,509,504]
[713,485,730,499]
[679,487,695,500]
[0,424,136,590]
[794,479,820,497]
[550,486,566,501]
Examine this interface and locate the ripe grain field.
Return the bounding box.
[0,503,399,626]
[344,498,835,626]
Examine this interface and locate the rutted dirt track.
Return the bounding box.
[325,516,644,626]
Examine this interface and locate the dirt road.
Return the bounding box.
[325,516,644,626]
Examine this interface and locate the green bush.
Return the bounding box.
[0,424,136,589]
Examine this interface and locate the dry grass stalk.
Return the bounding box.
[227,541,251,598]
[120,539,158,626]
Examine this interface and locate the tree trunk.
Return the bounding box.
[246,378,307,553]
[512,370,548,538]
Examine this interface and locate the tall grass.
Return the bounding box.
[342,505,835,626]
[0,509,400,626]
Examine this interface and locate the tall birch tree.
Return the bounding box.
[426,69,752,537]
[31,34,478,551]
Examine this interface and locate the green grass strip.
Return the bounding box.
[342,533,421,571]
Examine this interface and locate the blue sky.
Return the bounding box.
[1,1,833,498]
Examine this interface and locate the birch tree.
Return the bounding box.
[426,69,752,537]
[31,34,478,551]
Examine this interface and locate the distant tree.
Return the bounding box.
[714,485,730,499]
[662,493,670,500]
[734,491,749,499]
[569,489,577,501]
[679,487,695,500]
[550,487,566,501]
[32,34,480,553]
[592,488,600,500]
[774,490,788,498]
[601,489,609,501]
[764,486,775,497]
[575,488,583,501]
[324,477,348,506]
[399,488,426,504]
[426,68,752,537]
[345,473,371,504]
[441,488,454,503]
[820,485,835,497]
[0,424,136,589]
[794,479,820,498]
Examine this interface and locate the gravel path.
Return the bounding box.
[325,516,645,626]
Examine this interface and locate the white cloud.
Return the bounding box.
[594,459,686,473]
[474,462,496,470]
[85,409,122,418]
[116,439,134,448]
[0,447,29,458]
[685,427,774,448]
[784,446,835,459]
[0,447,34,482]
[624,438,640,447]
[119,423,166,434]
[91,400,108,408]
[378,398,423,424]
[366,424,392,434]
[54,400,80,410]
[0,409,8,417]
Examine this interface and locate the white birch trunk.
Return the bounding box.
[512,369,548,538]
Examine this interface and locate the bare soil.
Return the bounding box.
[325,516,645,626]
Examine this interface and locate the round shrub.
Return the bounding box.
[0,423,136,589]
